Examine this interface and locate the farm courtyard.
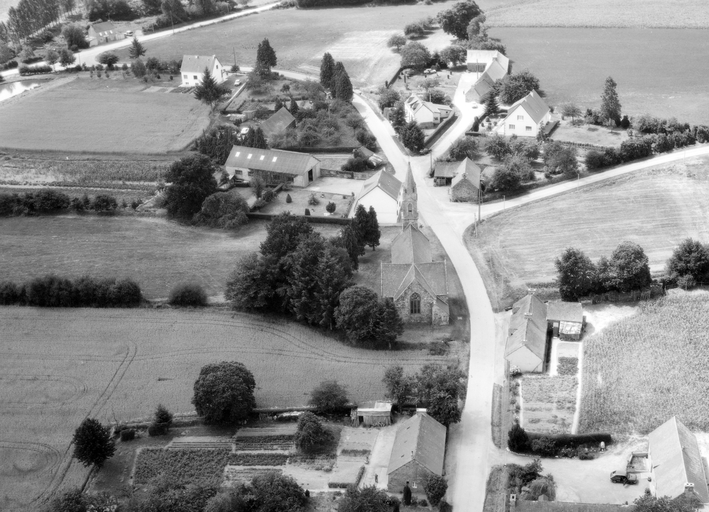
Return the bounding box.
[0,76,210,153]
[0,307,462,509]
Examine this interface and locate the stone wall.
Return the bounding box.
[394,282,436,324]
[388,460,431,495]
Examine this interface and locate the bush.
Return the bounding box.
[295,412,334,454]
[309,380,348,414]
[120,429,136,441]
[308,193,320,206]
[423,474,448,506]
[508,422,529,452]
[155,403,174,428]
[326,202,336,213]
[91,194,118,212]
[195,190,249,230]
[169,282,208,307]
[148,423,168,436]
[286,194,292,203]
[342,156,369,173]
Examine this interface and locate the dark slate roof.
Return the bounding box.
[508,90,550,124]
[225,146,319,175]
[546,301,584,323]
[260,107,295,138]
[381,262,447,301]
[505,294,547,360]
[181,55,219,75]
[471,71,496,98]
[358,170,401,202]
[387,413,446,476]
[451,159,482,188]
[649,417,709,503]
[391,225,432,264]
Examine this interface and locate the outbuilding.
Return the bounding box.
[225,146,320,187]
[260,107,296,140]
[353,401,392,427]
[505,294,548,373]
[546,301,585,341]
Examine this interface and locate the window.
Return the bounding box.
[517,115,524,120]
[193,75,197,80]
[410,293,421,315]
[235,170,243,176]
[509,124,515,130]
[247,171,254,176]
[526,126,532,132]
[183,74,187,79]
[407,203,413,214]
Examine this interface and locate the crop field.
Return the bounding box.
[0,307,458,507]
[480,0,709,28]
[521,375,577,434]
[113,2,456,85]
[491,27,709,125]
[467,158,709,310]
[578,291,709,435]
[0,77,210,153]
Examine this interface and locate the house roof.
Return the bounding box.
[471,71,496,98]
[357,170,401,202]
[466,49,509,70]
[546,301,584,324]
[486,59,508,82]
[406,94,450,116]
[181,55,219,75]
[434,162,459,179]
[649,417,709,503]
[391,225,432,264]
[260,107,295,138]
[387,413,446,476]
[505,294,548,361]
[357,401,393,414]
[381,261,447,301]
[507,90,550,125]
[91,21,116,33]
[225,146,319,175]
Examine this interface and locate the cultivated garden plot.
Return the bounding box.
[0,77,210,153]
[258,189,355,219]
[550,121,629,148]
[579,291,709,435]
[521,375,577,434]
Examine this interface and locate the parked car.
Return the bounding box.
[124,30,133,37]
[610,470,638,484]
[423,68,436,75]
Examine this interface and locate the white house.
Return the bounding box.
[496,90,551,137]
[352,170,402,224]
[180,55,226,87]
[404,95,453,129]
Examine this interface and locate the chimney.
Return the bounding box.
[685,482,695,495]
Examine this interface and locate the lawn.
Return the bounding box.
[0,307,458,507]
[112,2,456,86]
[490,27,709,125]
[466,157,709,310]
[551,121,628,148]
[260,189,355,218]
[578,291,709,435]
[0,76,211,153]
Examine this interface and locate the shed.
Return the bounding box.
[648,417,709,503]
[433,161,459,186]
[354,401,392,426]
[546,301,585,341]
[505,294,548,373]
[387,412,446,494]
[260,107,296,140]
[225,146,320,187]
[451,172,480,203]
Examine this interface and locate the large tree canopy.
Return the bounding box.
[608,241,652,292]
[600,76,621,124]
[437,0,484,40]
[164,154,218,218]
[192,361,256,424]
[555,247,596,301]
[399,41,431,70]
[497,70,540,105]
[666,238,709,283]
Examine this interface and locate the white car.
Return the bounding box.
[423,68,436,75]
[124,30,134,37]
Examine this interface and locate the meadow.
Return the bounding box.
[0,77,211,153]
[112,2,456,86]
[492,27,709,125]
[578,291,709,435]
[0,307,459,507]
[467,158,709,310]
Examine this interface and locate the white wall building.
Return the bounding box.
[180,55,226,87]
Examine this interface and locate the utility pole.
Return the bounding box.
[477,173,482,237]
[233,46,237,69]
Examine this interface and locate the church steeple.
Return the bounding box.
[399,162,418,229]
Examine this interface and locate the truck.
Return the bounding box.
[610,469,639,485]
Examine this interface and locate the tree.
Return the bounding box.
[508,422,529,452]
[142,0,162,15]
[424,474,448,506]
[295,412,334,453]
[256,38,277,75]
[194,67,230,111]
[97,51,118,67]
[192,361,256,424]
[561,102,582,123]
[309,380,348,414]
[62,24,88,49]
[131,58,147,78]
[555,247,596,301]
[666,238,709,283]
[46,49,59,70]
[314,244,354,330]
[416,364,465,426]
[353,204,379,250]
[383,365,415,408]
[607,241,652,292]
[250,472,308,512]
[365,206,381,250]
[261,212,314,260]
[404,22,425,38]
[633,492,701,512]
[485,134,511,160]
[373,298,403,349]
[161,0,188,21]
[72,418,115,468]
[400,121,425,153]
[600,76,621,125]
[483,92,499,117]
[438,0,483,40]
[289,96,299,115]
[400,41,431,70]
[390,103,406,131]
[335,285,379,342]
[339,486,390,512]
[335,68,353,102]
[466,13,487,42]
[128,36,146,59]
[439,44,467,67]
[448,136,479,161]
[226,253,277,311]
[387,33,407,52]
[338,223,365,270]
[58,48,75,67]
[243,126,268,149]
[319,52,335,90]
[497,70,540,105]
[164,154,218,218]
[490,166,521,191]
[378,87,400,110]
[546,146,578,176]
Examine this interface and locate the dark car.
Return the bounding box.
[610,470,638,484]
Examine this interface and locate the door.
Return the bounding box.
[308,169,313,182]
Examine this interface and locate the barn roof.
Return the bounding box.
[546,301,584,324]
[225,146,319,175]
[381,261,447,301]
[387,413,446,476]
[181,55,219,75]
[649,417,709,503]
[507,90,550,124]
[453,159,482,187]
[434,161,459,179]
[471,71,496,98]
[358,170,401,202]
[391,225,432,264]
[260,107,295,138]
[505,294,547,361]
[91,21,116,33]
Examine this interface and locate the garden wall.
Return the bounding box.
[424,112,458,149]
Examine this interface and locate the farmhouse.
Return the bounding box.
[466,50,510,80]
[496,90,551,137]
[546,301,585,341]
[465,71,496,103]
[382,168,449,325]
[352,401,392,427]
[352,170,401,224]
[180,55,226,88]
[225,146,321,187]
[505,294,548,373]
[387,412,446,494]
[260,107,296,140]
[648,417,709,503]
[88,22,120,45]
[404,94,453,128]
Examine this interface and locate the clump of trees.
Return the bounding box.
[542,141,578,177]
[192,361,256,424]
[0,275,142,307]
[163,154,218,219]
[484,135,540,192]
[295,412,334,453]
[665,238,709,289]
[0,190,125,216]
[169,282,208,307]
[555,242,653,301]
[194,190,249,229]
[334,286,403,348]
[193,125,239,165]
[382,364,466,426]
[319,53,353,101]
[495,70,541,105]
[437,0,483,40]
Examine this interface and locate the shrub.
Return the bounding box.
[342,156,369,173]
[155,404,174,428]
[308,193,320,206]
[91,194,118,212]
[295,412,334,454]
[309,380,348,414]
[508,422,529,452]
[326,202,336,213]
[195,191,249,230]
[423,474,448,506]
[120,429,136,441]
[148,423,168,436]
[286,194,292,203]
[584,150,606,170]
[0,281,22,305]
[169,282,208,307]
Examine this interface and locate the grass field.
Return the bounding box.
[479,0,709,28]
[466,157,709,310]
[0,76,211,153]
[492,27,709,125]
[0,307,459,508]
[112,2,456,86]
[578,291,709,435]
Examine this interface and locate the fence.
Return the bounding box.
[548,138,614,152]
[385,66,407,89]
[246,212,351,225]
